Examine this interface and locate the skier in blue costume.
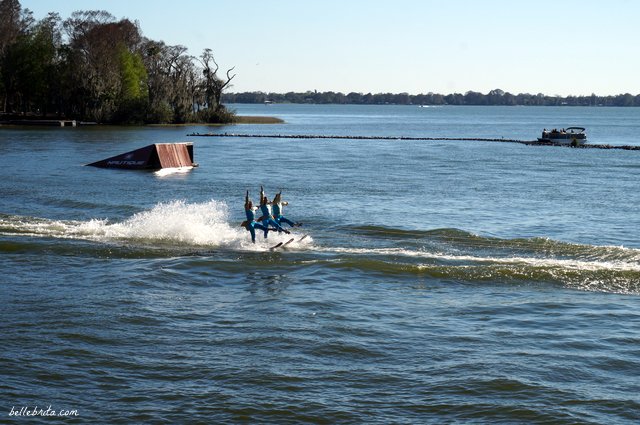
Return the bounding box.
[241,190,270,243]
[258,186,290,237]
[272,191,302,228]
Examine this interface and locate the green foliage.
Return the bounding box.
[222,90,640,107]
[197,105,236,124]
[118,48,147,102]
[112,98,148,124]
[147,101,173,124]
[0,0,237,124]
[113,47,148,123]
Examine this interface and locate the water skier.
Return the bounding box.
[272,191,302,228]
[258,186,290,237]
[241,190,270,243]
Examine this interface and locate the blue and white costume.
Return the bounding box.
[272,191,298,227]
[243,191,269,243]
[259,188,288,237]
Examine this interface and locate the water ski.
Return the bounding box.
[298,235,308,242]
[269,242,283,250]
[269,238,294,250]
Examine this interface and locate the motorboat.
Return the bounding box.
[538,127,587,145]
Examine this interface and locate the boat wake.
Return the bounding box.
[315,226,640,294]
[1,205,638,293]
[0,200,311,253]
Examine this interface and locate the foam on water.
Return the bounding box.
[0,200,312,251]
[154,167,194,177]
[2,205,638,292]
[310,230,640,293]
[319,246,640,273]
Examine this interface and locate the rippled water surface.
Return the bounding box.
[1,105,640,423]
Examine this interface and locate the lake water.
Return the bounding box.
[1,105,639,423]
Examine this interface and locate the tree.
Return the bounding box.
[487,88,504,105]
[464,91,486,105]
[113,47,148,123]
[1,1,239,123]
[0,0,34,112]
[62,11,144,122]
[164,44,196,123]
[0,0,31,54]
[198,48,235,122]
[0,13,62,115]
[142,41,202,123]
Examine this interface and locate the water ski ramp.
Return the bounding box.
[87,143,196,169]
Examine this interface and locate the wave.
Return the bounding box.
[1,208,638,293]
[350,225,640,263]
[327,226,640,294]
[316,247,640,293]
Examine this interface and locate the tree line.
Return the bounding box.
[0,0,235,124]
[223,89,640,107]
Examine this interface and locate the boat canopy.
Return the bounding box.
[565,127,585,132]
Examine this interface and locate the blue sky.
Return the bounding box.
[22,0,640,96]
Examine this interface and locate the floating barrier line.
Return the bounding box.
[186,133,640,151]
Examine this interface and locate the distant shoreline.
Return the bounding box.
[223,90,640,107]
[0,115,284,127]
[148,116,284,126]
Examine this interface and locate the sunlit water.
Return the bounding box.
[1,105,639,423]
